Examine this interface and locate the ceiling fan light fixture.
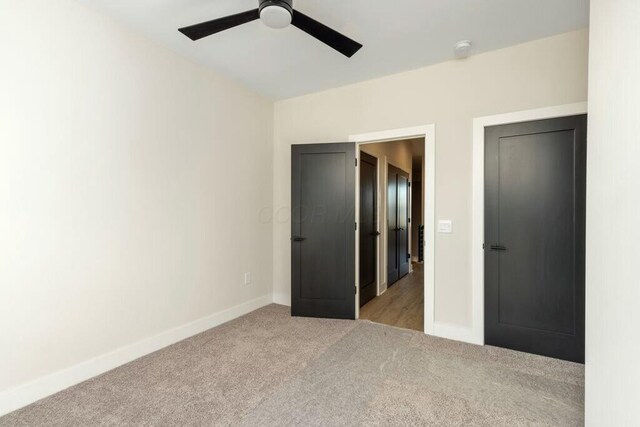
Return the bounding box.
[178,0,362,58]
[259,0,293,29]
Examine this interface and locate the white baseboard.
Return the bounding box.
[272,292,291,306]
[430,321,483,346]
[378,281,388,295]
[0,294,272,417]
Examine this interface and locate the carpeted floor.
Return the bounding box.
[0,304,584,426]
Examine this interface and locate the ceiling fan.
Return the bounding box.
[178,0,363,58]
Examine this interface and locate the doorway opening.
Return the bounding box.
[356,137,425,332]
[289,125,434,330]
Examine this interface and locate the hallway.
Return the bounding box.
[359,263,424,332]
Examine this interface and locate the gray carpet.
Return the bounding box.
[1,304,584,426]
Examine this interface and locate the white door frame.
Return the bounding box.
[349,125,436,335]
[471,102,588,345]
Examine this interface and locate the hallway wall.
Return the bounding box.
[360,140,414,174]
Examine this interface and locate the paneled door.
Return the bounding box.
[291,143,356,319]
[359,152,378,306]
[388,165,410,287]
[484,115,587,362]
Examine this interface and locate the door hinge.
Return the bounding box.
[355,158,358,167]
[407,253,411,261]
[408,217,411,223]
[408,181,411,188]
[355,222,358,231]
[355,285,358,294]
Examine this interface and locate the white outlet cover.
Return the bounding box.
[244,272,251,285]
[438,220,453,233]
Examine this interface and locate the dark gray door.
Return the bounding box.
[397,173,410,278]
[387,168,398,285]
[485,115,586,363]
[359,152,378,307]
[387,165,410,287]
[291,143,356,319]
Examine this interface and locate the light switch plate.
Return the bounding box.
[438,220,453,233]
[244,272,251,285]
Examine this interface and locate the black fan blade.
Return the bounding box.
[291,10,362,58]
[179,9,260,41]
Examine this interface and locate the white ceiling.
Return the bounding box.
[79,0,590,100]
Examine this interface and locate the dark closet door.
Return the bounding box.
[397,173,410,278]
[359,152,378,307]
[291,143,356,320]
[387,165,410,287]
[485,115,586,363]
[387,168,399,285]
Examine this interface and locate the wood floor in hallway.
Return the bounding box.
[359,263,424,331]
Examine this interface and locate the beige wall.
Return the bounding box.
[585,0,640,424]
[273,30,589,325]
[0,0,273,397]
[361,140,414,174]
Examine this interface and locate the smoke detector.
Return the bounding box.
[454,40,472,59]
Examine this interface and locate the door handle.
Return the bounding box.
[398,228,404,231]
[489,244,507,251]
[369,231,381,237]
[291,236,306,242]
